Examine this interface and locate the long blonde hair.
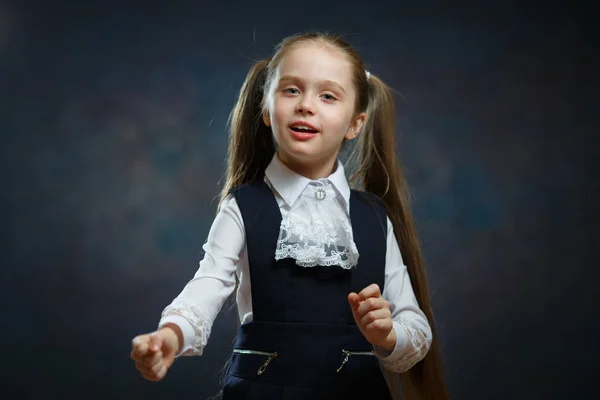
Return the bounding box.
[220,32,450,400]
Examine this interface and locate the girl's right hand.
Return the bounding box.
[130,326,180,381]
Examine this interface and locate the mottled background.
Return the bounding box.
[1,0,597,399]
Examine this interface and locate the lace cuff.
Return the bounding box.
[159,298,212,356]
[378,319,432,373]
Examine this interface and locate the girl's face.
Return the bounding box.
[263,42,366,177]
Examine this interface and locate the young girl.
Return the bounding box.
[131,32,450,400]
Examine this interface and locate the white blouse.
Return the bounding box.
[158,154,432,373]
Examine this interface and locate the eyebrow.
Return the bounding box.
[279,75,346,94]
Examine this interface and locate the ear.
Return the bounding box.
[345,112,367,140]
[262,109,271,127]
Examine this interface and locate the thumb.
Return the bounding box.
[148,331,163,353]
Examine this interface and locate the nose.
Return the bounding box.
[295,95,316,115]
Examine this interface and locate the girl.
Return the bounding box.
[131,32,450,400]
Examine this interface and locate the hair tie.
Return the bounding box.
[365,70,371,80]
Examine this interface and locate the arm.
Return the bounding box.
[157,195,246,357]
[373,217,432,373]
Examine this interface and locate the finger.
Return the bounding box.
[347,292,363,323]
[141,362,168,382]
[366,318,393,333]
[155,364,168,380]
[140,370,161,382]
[150,360,164,375]
[357,297,388,317]
[137,358,164,376]
[136,350,163,366]
[358,284,381,301]
[347,292,361,309]
[131,335,150,358]
[146,351,163,367]
[360,308,391,327]
[135,360,153,375]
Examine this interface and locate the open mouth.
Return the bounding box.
[289,122,319,134]
[290,126,318,134]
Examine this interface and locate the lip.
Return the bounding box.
[289,120,320,133]
[288,127,317,141]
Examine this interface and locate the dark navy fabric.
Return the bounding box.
[223,181,392,399]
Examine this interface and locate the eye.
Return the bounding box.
[321,93,337,101]
[283,87,299,95]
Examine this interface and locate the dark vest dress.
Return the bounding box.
[222,181,393,400]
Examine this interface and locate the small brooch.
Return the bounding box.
[314,187,327,200]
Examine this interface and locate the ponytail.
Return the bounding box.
[220,58,275,206]
[350,74,451,400]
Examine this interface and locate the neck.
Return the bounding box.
[277,151,338,180]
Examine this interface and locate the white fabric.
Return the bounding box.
[158,154,432,373]
[275,180,359,269]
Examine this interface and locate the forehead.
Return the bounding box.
[277,42,354,85]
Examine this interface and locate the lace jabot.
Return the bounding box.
[274,180,359,269]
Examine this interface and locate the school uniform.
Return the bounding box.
[158,154,432,398]
[221,178,393,399]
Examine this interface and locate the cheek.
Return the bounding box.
[271,98,289,125]
[269,102,289,142]
[324,111,353,136]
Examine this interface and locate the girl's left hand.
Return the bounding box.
[348,284,396,351]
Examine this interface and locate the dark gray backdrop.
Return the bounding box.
[1,1,597,399]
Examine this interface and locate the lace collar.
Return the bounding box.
[265,154,359,269]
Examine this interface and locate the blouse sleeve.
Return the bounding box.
[157,194,246,357]
[373,217,433,373]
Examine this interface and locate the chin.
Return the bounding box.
[282,142,320,159]
[275,148,316,169]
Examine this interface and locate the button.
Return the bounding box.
[314,187,326,200]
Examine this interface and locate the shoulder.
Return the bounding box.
[208,194,245,238]
[227,180,278,218]
[217,193,242,221]
[350,189,389,231]
[351,189,387,213]
[219,192,238,209]
[228,180,269,198]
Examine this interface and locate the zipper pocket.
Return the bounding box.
[232,348,279,376]
[336,349,375,373]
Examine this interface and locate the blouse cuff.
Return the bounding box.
[373,320,409,360]
[158,315,201,357]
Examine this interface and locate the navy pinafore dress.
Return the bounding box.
[223,181,393,400]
